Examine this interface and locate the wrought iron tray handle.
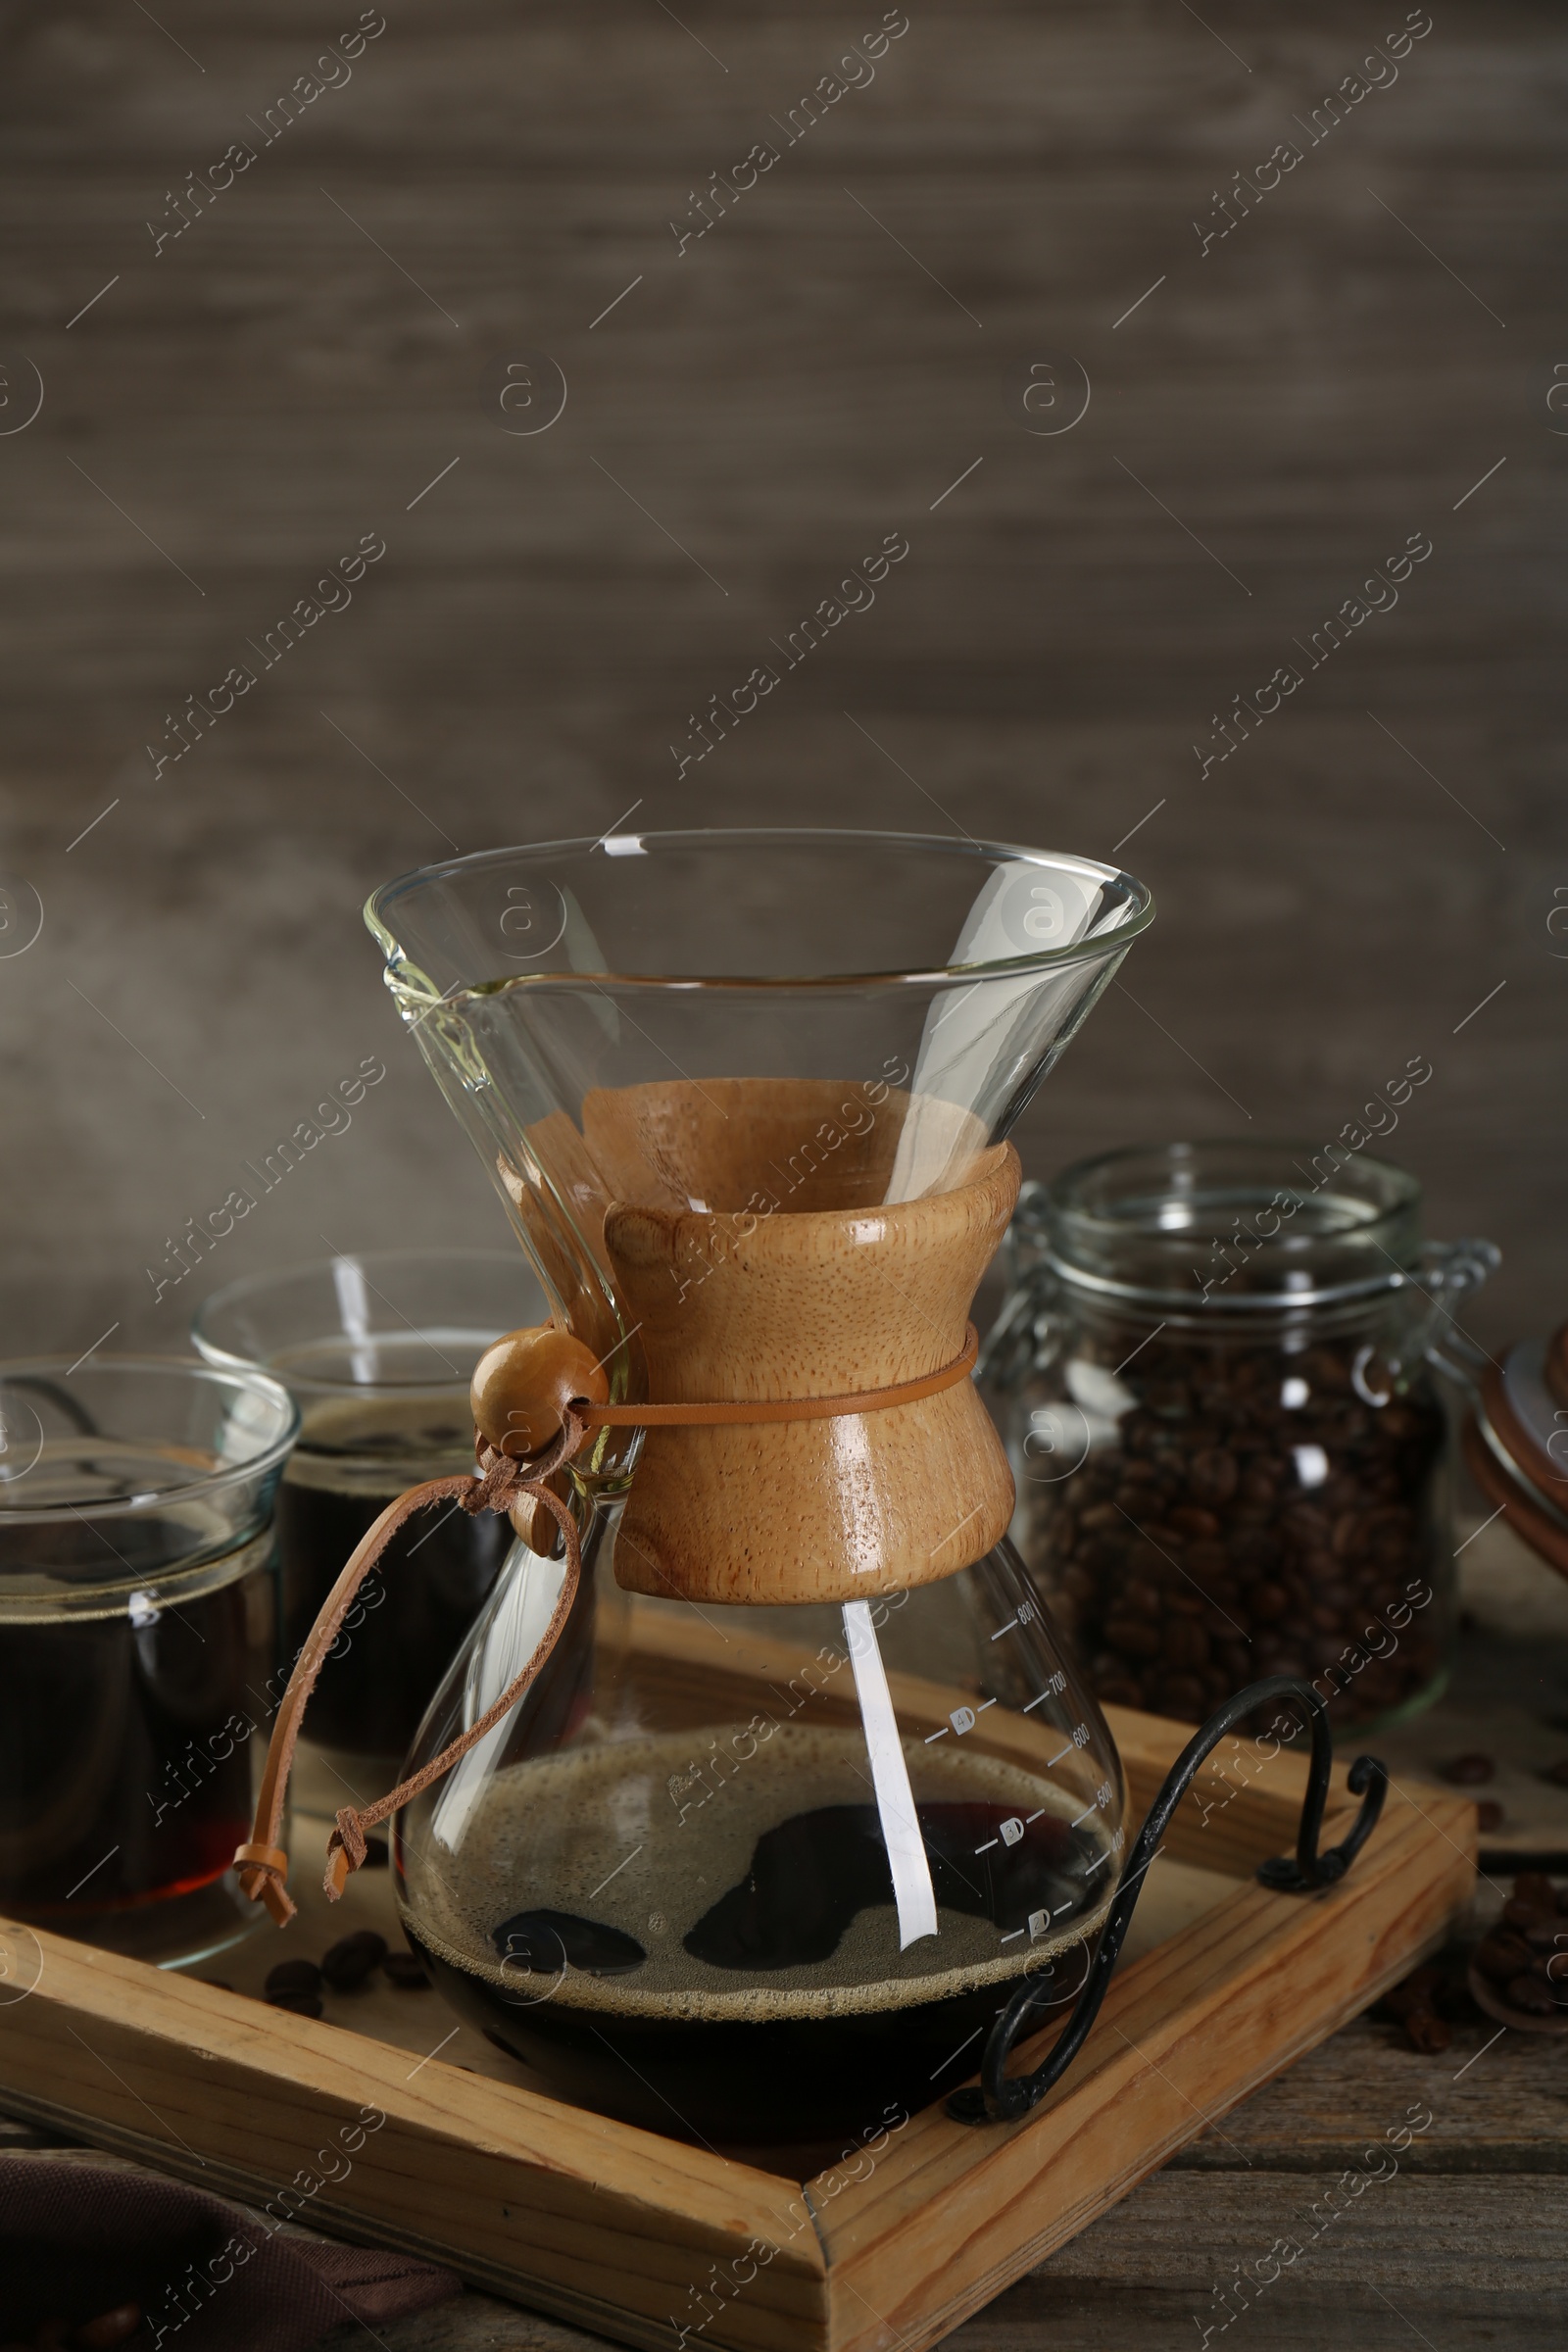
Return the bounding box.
[948,1676,1388,2126]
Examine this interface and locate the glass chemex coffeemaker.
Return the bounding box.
[237,831,1387,2146]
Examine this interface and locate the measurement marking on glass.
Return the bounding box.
[1001,1927,1025,1942]
[1085,1849,1109,1876]
[924,1726,950,1742]
[1026,1807,1047,1824]
[990,1615,1019,1642]
[1053,1900,1073,1917]
[975,1838,999,1854]
[588,1843,644,1899]
[977,1697,997,1713]
[1070,1805,1095,1830]
[1047,1743,1072,1766]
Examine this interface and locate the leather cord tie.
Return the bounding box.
[233,1322,979,1924]
[574,1323,979,1426]
[234,1422,583,1926]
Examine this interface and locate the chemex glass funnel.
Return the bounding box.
[364,830,1152,2151]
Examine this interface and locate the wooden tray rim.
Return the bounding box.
[0,1705,1476,2352]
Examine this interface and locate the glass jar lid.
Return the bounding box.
[1462,1324,1568,1576]
[1040,1139,1426,1312]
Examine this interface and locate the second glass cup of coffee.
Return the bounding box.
[192,1249,548,1798]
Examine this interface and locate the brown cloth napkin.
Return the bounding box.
[0,2155,462,2350]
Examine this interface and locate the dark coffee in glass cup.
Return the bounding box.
[193,1250,546,1794]
[0,1356,296,1966]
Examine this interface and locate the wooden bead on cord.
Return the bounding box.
[469,1325,610,1458]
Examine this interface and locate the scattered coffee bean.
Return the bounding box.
[1402,2010,1450,2054]
[1013,1331,1446,1728]
[1379,1965,1441,2021]
[267,1988,324,2019]
[1502,1894,1554,1934]
[1476,1801,1504,1835]
[1513,1873,1559,1915]
[321,1930,388,1991]
[265,1958,322,1999]
[1474,1929,1534,1983]
[381,1950,430,1988]
[1504,1972,1558,2017]
[1440,1752,1494,1786]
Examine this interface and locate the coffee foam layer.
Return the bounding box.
[401,1721,1117,2023]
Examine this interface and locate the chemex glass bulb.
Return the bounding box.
[365,830,1152,2150]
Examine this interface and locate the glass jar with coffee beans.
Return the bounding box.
[979,1143,1497,1734]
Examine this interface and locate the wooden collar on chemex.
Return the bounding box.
[232,1321,982,1927]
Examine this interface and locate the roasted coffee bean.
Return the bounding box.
[268,1988,324,2019]
[1094,1670,1144,1708]
[1169,1505,1220,1540]
[1474,1929,1535,1982]
[1402,2009,1450,2053]
[265,1958,322,1999]
[1513,1872,1560,1913]
[382,1950,431,1987]
[1015,1326,1446,1732]
[1103,1617,1161,1659]
[1164,1620,1210,1671]
[1441,1752,1494,1786]
[321,1930,388,1990]
[1379,1965,1440,2020]
[1504,1973,1559,2017]
[1502,1894,1554,1932]
[1476,1801,1505,1835]
[1121,1578,1164,1616]
[1162,1673,1206,1718]
[1188,1449,1239,1507]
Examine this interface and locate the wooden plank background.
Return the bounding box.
[0,0,1561,1355]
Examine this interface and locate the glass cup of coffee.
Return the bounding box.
[0,1356,296,1967]
[191,1250,547,1812]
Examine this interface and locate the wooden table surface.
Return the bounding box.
[6,1513,1566,2352]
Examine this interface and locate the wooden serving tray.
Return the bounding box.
[0,1703,1473,2352]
